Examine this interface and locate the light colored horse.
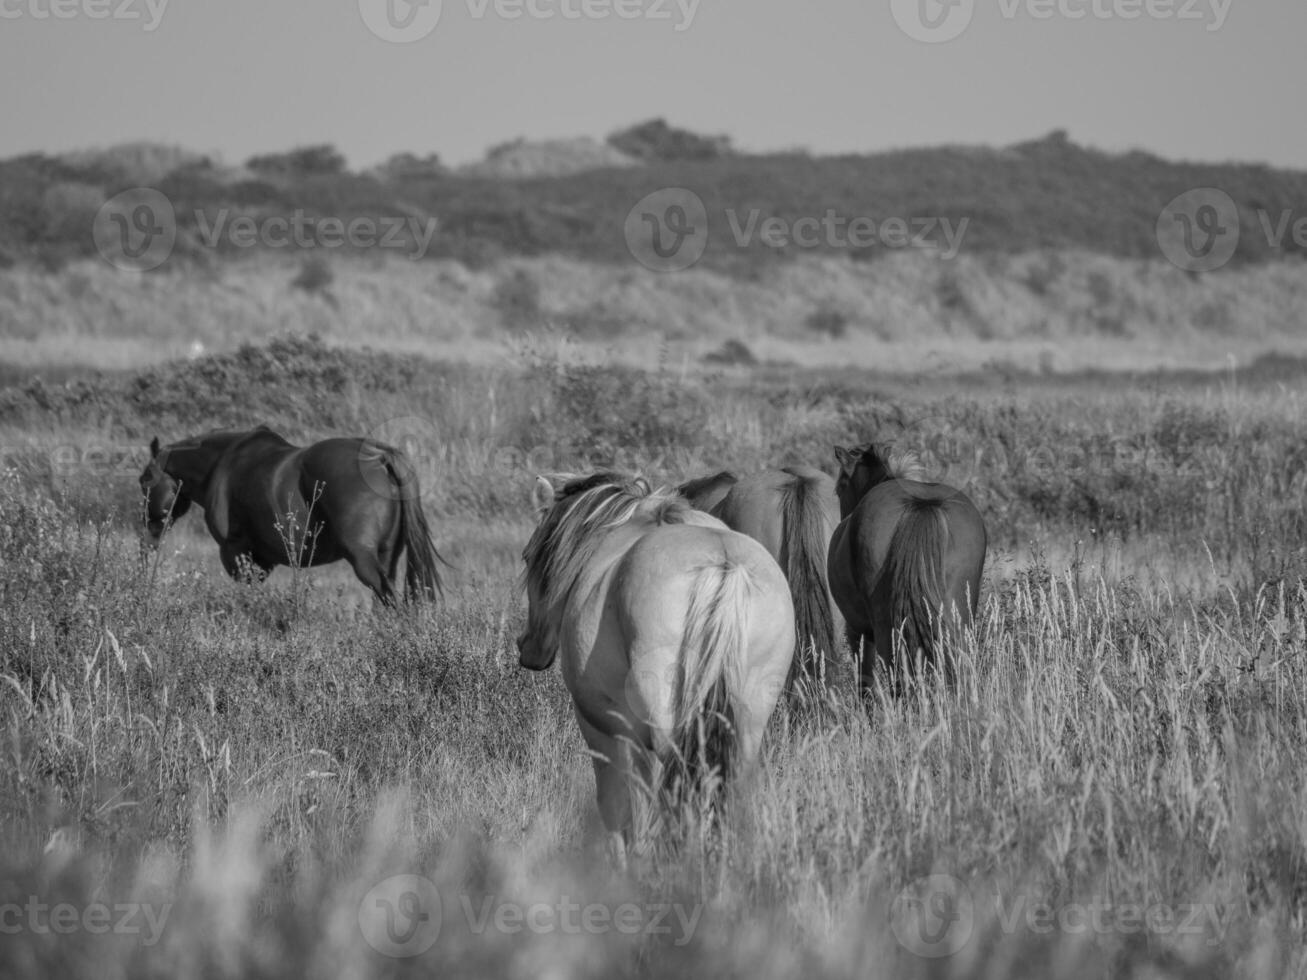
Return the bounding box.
[827,443,986,693]
[679,467,843,684]
[518,472,795,865]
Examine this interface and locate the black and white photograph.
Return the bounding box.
[2,1,1306,976]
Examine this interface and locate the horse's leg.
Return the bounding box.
[846,623,875,694]
[383,537,402,596]
[591,753,634,870]
[579,716,636,869]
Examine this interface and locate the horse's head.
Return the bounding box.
[834,442,927,517]
[139,436,192,544]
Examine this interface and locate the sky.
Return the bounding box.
[0,0,1302,170]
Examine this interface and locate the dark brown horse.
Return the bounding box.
[139,426,444,604]
[679,467,842,684]
[827,443,986,692]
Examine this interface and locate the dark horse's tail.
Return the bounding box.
[380,450,445,602]
[777,468,838,682]
[885,498,951,674]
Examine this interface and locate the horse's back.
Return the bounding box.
[291,437,372,497]
[575,521,792,672]
[618,521,787,594]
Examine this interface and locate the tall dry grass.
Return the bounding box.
[3,343,1307,976]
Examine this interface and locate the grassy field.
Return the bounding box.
[2,336,1307,977]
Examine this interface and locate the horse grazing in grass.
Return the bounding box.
[679,467,842,684]
[827,443,986,692]
[518,472,794,866]
[139,425,444,604]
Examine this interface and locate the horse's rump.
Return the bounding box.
[355,439,445,600]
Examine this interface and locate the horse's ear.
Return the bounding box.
[531,475,556,512]
[149,436,160,458]
[834,446,857,475]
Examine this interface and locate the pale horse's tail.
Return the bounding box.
[661,559,755,808]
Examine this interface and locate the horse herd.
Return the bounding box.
[139,425,987,863]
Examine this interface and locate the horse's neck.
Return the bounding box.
[562,521,646,599]
[166,433,248,496]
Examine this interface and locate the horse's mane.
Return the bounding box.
[522,472,692,653]
[859,442,928,482]
[168,425,283,455]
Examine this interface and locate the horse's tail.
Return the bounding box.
[885,498,950,670]
[777,469,838,681]
[381,452,445,602]
[663,560,753,807]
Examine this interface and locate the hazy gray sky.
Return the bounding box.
[1,0,1301,169]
